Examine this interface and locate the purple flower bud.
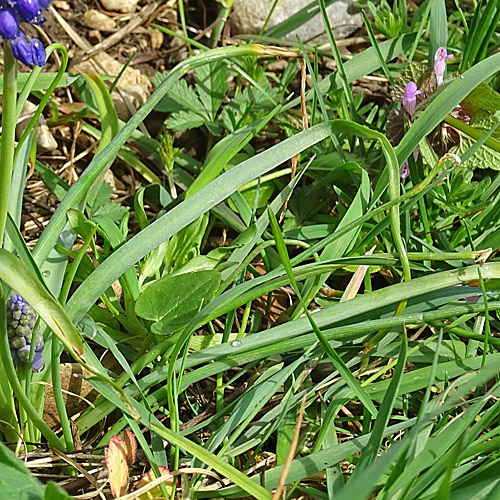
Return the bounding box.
[434,47,454,86]
[31,38,45,66]
[11,32,33,65]
[14,0,41,23]
[0,8,19,39]
[402,81,421,116]
[400,160,410,179]
[32,352,45,372]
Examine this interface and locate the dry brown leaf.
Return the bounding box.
[105,434,133,497]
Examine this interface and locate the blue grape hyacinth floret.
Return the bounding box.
[7,293,45,372]
[0,0,51,66]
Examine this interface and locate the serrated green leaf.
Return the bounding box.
[452,134,500,170]
[195,61,229,121]
[451,110,500,170]
[167,79,206,115]
[392,61,435,101]
[165,110,207,131]
[93,202,129,224]
[86,181,113,218]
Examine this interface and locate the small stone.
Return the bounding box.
[325,59,337,71]
[267,60,288,72]
[230,0,362,42]
[88,29,102,44]
[53,0,70,10]
[148,26,164,50]
[99,0,138,14]
[38,124,58,151]
[73,52,152,121]
[84,9,116,31]
[306,73,322,88]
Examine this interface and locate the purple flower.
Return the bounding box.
[400,160,410,179]
[11,31,33,65]
[31,37,45,66]
[32,352,45,372]
[434,47,454,86]
[14,0,42,24]
[0,8,19,39]
[403,81,422,116]
[0,0,49,65]
[400,148,420,180]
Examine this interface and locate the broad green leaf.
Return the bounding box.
[43,482,74,500]
[135,270,221,326]
[461,82,500,116]
[0,442,44,500]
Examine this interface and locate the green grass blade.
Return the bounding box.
[429,0,448,67]
[267,207,378,417]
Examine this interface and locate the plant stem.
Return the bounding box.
[0,42,17,249]
[210,0,234,48]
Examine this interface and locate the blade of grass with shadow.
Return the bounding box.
[267,206,378,417]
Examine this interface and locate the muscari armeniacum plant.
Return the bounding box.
[0,0,73,448]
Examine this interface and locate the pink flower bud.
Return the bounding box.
[400,160,410,179]
[403,81,422,116]
[434,47,454,85]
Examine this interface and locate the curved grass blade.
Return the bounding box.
[0,249,83,357]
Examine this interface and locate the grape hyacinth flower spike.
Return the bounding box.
[7,293,45,372]
[0,0,51,66]
[403,81,422,117]
[434,47,454,86]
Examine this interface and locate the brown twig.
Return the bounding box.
[279,58,308,223]
[271,394,307,500]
